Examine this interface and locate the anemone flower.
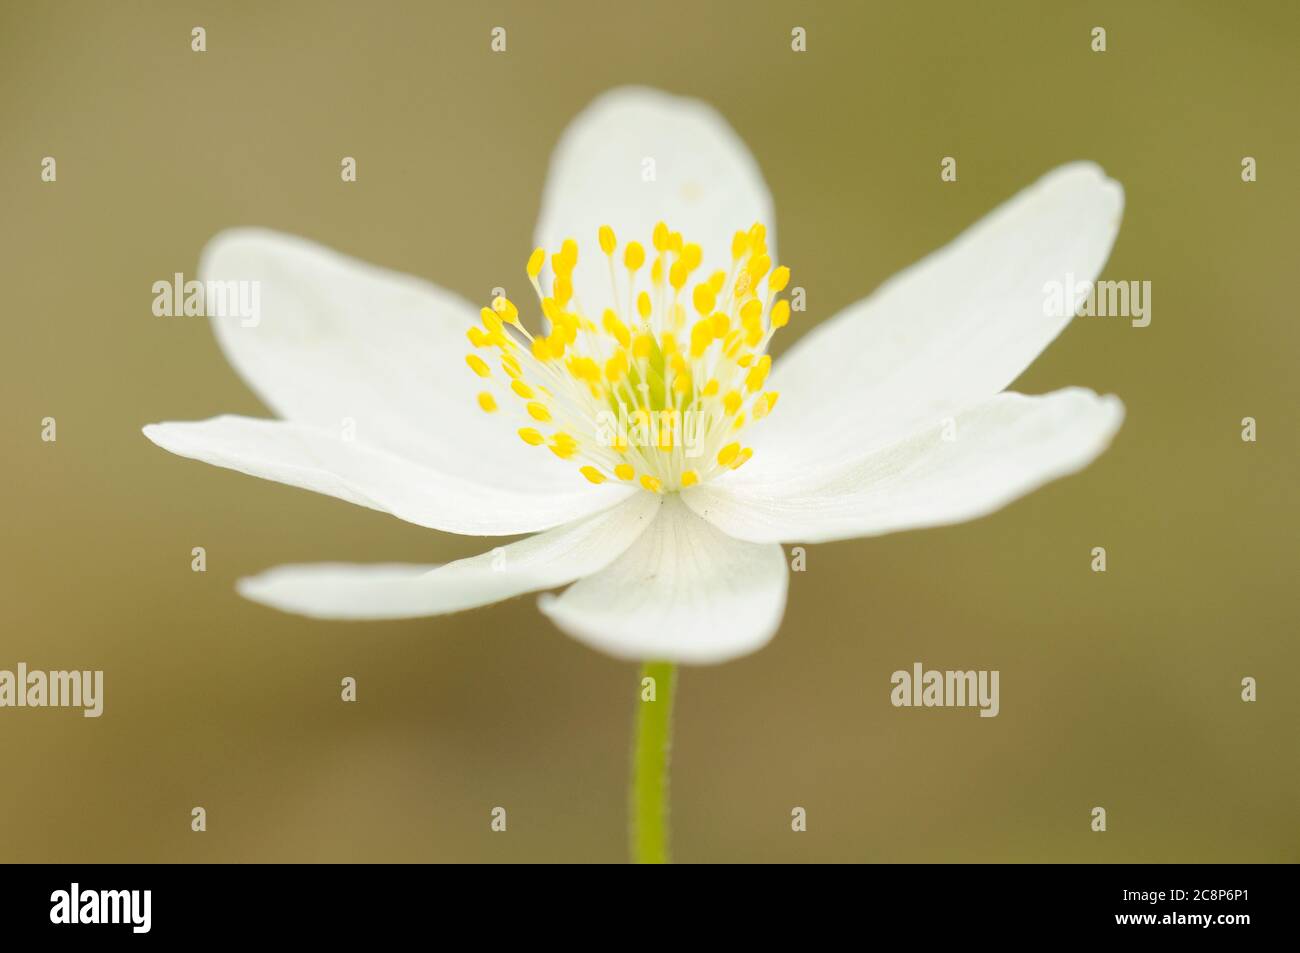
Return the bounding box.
[144,86,1124,863]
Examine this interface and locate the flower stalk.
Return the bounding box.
[631,661,677,863]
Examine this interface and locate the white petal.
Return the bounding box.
[143,415,633,536]
[534,87,773,313]
[683,388,1124,544]
[237,492,663,619]
[754,163,1123,477]
[200,228,584,488]
[538,495,787,665]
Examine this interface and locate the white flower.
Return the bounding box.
[144,86,1124,665]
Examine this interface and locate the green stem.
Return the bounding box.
[631,661,677,864]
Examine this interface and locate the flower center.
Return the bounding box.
[465,221,790,493]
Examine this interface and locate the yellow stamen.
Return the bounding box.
[624,242,645,272]
[526,247,545,278]
[481,222,787,497]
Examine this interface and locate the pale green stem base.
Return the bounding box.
[631,661,677,864]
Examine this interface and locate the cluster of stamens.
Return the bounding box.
[465,221,792,493]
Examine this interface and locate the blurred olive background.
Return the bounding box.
[2,0,1296,864]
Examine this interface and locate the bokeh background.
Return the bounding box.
[2,0,1296,863]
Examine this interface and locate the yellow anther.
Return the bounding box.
[652,221,670,252]
[669,260,688,291]
[671,369,692,394]
[492,296,520,325]
[731,230,749,260]
[730,447,753,470]
[668,231,683,255]
[701,378,719,397]
[567,356,600,383]
[680,470,699,488]
[746,253,771,280]
[632,331,653,359]
[598,225,617,255]
[768,266,790,293]
[614,463,635,481]
[723,390,743,416]
[748,222,766,245]
[696,280,717,314]
[480,307,504,334]
[605,350,628,383]
[501,353,522,378]
[689,319,713,359]
[636,291,652,320]
[732,413,746,430]
[717,443,740,466]
[661,331,679,355]
[554,274,573,307]
[602,310,631,347]
[550,432,578,459]
[771,299,791,329]
[692,283,716,316]
[467,326,489,348]
[511,379,535,399]
[555,312,579,343]
[465,354,491,377]
[682,243,702,271]
[624,241,645,272]
[753,390,777,419]
[526,401,552,422]
[746,354,772,392]
[734,271,753,297]
[650,255,664,285]
[580,465,606,484]
[561,238,579,269]
[640,475,663,494]
[518,427,545,446]
[531,337,552,361]
[737,353,754,367]
[477,392,498,413]
[707,270,727,294]
[710,311,730,337]
[527,247,546,279]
